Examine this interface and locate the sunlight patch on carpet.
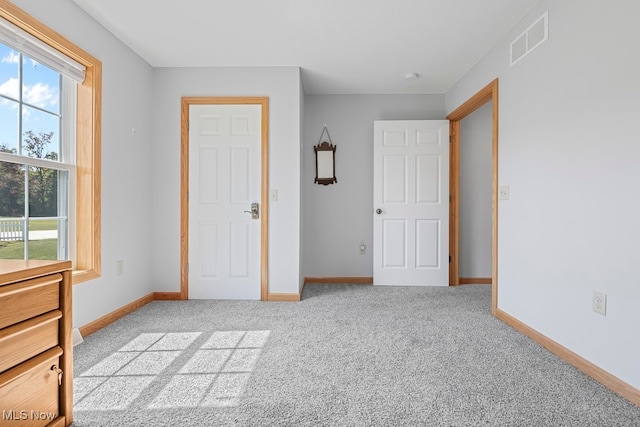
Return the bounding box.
[74,331,271,411]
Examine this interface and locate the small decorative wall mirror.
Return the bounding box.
[314,126,337,185]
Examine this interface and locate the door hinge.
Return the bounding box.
[449,195,452,203]
[449,256,451,263]
[186,263,189,274]
[187,120,190,131]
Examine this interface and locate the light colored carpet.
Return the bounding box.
[72,284,640,426]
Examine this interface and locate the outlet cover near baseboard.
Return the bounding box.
[592,291,606,316]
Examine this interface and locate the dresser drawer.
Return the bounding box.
[0,347,63,427]
[0,273,61,329]
[0,311,61,374]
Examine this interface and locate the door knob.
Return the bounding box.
[244,202,259,219]
[376,208,382,215]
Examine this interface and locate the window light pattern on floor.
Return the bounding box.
[74,331,270,411]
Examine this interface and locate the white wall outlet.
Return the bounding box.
[359,243,366,255]
[116,260,124,276]
[592,291,606,316]
[499,185,510,200]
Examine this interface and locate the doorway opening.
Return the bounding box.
[447,79,499,313]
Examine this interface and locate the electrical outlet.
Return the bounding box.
[116,260,124,276]
[592,291,606,316]
[359,243,366,255]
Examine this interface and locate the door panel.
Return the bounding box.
[382,219,407,268]
[416,155,440,203]
[383,156,407,203]
[230,147,251,202]
[199,147,219,203]
[200,222,218,278]
[416,219,440,268]
[189,104,261,299]
[373,120,449,286]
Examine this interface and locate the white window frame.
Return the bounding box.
[0,42,76,261]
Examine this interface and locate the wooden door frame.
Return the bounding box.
[180,97,270,301]
[447,79,498,313]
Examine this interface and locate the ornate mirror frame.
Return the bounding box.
[314,141,337,185]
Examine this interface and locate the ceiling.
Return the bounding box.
[70,0,539,95]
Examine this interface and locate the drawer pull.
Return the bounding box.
[51,365,63,386]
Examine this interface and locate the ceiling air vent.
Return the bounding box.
[510,11,548,66]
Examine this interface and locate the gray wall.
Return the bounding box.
[151,67,303,295]
[12,0,156,328]
[303,95,446,278]
[14,0,639,394]
[459,102,492,278]
[447,0,640,389]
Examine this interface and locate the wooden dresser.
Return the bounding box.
[0,260,73,427]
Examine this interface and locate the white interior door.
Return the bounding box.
[373,120,449,286]
[189,104,261,299]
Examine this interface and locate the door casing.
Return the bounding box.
[180,97,269,301]
[447,79,499,313]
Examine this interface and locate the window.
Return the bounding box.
[0,43,73,261]
[0,2,101,283]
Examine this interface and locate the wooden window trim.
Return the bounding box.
[1,0,102,283]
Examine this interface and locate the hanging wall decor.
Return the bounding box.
[314,125,337,185]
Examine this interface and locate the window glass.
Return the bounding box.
[0,101,19,152]
[0,159,24,218]
[0,45,19,100]
[0,159,25,260]
[21,106,60,159]
[0,42,67,262]
[27,217,62,260]
[22,55,60,115]
[28,165,59,217]
[1,45,20,152]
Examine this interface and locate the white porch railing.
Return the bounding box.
[0,219,25,241]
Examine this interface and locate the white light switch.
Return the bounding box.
[499,185,510,200]
[270,189,278,202]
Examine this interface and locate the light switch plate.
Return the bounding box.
[499,185,510,200]
[270,189,278,202]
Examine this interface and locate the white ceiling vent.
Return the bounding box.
[510,11,548,66]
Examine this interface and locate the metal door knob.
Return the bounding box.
[244,202,260,219]
[376,208,382,215]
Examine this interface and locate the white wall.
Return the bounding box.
[459,102,492,278]
[11,0,156,327]
[151,67,303,295]
[303,95,446,278]
[447,0,640,389]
